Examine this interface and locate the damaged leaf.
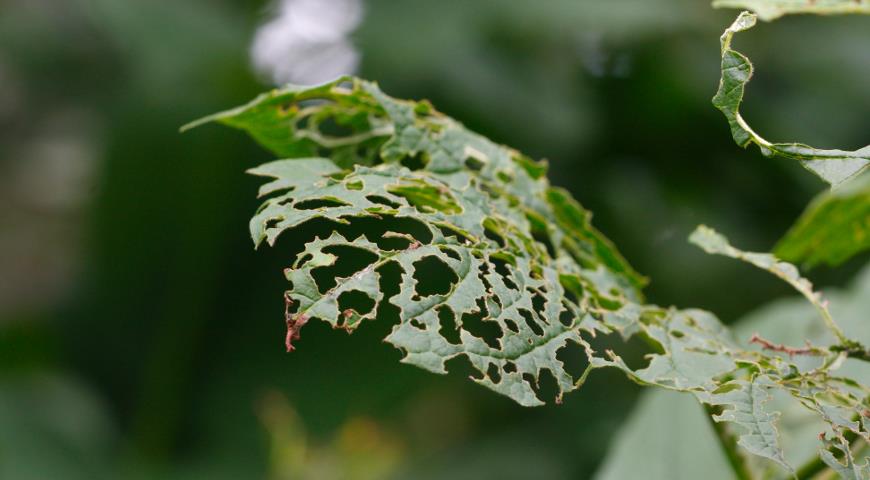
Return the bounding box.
[712,11,870,189]
[190,76,870,476]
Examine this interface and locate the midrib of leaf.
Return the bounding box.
[189,75,870,476]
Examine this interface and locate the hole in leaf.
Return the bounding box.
[670,330,685,339]
[366,195,401,209]
[483,221,506,248]
[375,261,402,324]
[441,247,460,262]
[489,256,517,291]
[711,382,741,395]
[496,170,513,183]
[400,152,428,171]
[337,290,376,316]
[295,198,351,210]
[487,363,502,384]
[336,215,432,251]
[518,308,544,337]
[462,299,502,349]
[387,181,461,215]
[531,291,547,316]
[531,226,556,258]
[345,180,364,191]
[559,309,574,327]
[437,224,473,242]
[310,245,379,294]
[316,116,355,137]
[503,361,517,374]
[513,154,546,179]
[556,342,589,381]
[504,319,519,333]
[534,369,559,403]
[464,156,485,171]
[265,217,281,230]
[588,330,652,372]
[413,256,457,297]
[445,354,478,380]
[438,307,461,345]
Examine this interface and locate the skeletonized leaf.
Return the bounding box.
[599,263,870,480]
[701,376,792,473]
[689,224,848,343]
[191,76,870,474]
[819,435,870,480]
[187,76,645,406]
[712,12,870,189]
[713,0,870,20]
[775,174,870,268]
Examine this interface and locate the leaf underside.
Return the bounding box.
[190,77,870,473]
[712,11,870,189]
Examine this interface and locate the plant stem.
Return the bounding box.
[704,404,756,480]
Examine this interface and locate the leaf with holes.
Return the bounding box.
[189,75,870,476]
[187,76,647,406]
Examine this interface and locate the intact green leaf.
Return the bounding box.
[192,77,870,473]
[775,174,870,268]
[712,12,870,189]
[713,0,870,20]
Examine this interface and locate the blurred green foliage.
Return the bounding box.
[0,0,867,478]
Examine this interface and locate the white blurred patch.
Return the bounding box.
[251,0,363,86]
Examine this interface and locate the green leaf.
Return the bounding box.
[712,12,870,189]
[598,263,870,480]
[713,0,870,20]
[188,76,646,406]
[191,77,870,472]
[819,434,870,480]
[593,390,733,480]
[702,376,793,473]
[775,174,870,268]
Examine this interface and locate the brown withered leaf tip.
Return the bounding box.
[284,291,309,352]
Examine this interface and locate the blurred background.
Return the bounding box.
[1,0,868,478]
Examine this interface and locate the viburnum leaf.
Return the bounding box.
[820,434,870,480]
[690,224,849,342]
[598,263,870,480]
[712,12,870,189]
[712,0,870,20]
[189,77,870,474]
[775,173,870,268]
[186,76,646,406]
